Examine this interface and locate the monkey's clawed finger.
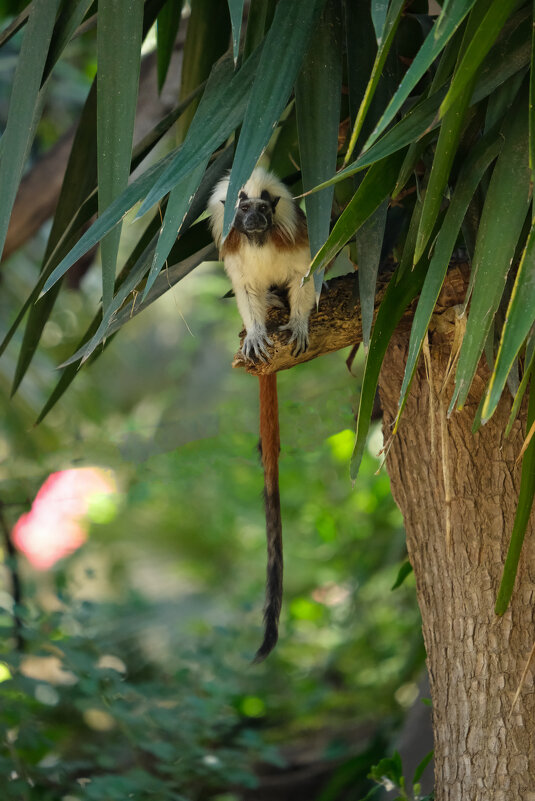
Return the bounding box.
[279,322,309,357]
[242,332,273,362]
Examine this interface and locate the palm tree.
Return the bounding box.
[1,1,535,798]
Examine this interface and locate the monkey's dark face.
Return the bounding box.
[233,189,280,245]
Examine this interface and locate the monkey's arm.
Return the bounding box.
[279,273,316,355]
[232,283,272,361]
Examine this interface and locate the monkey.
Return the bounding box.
[208,167,315,661]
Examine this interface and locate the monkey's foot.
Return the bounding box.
[279,320,309,356]
[242,327,273,361]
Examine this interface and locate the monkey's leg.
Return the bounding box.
[254,373,283,662]
[233,284,272,361]
[279,276,316,355]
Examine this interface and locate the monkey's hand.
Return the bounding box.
[279,319,309,356]
[242,325,273,362]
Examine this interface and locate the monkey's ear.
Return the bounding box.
[220,199,225,205]
[271,196,280,210]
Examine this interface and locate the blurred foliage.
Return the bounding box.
[0,3,427,798]
[0,254,423,797]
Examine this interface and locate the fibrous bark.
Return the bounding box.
[379,313,535,801]
[235,265,535,801]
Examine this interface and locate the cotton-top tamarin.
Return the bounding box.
[208,167,315,661]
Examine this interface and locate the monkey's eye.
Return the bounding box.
[239,200,250,211]
[257,202,269,214]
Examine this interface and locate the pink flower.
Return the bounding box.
[12,468,116,570]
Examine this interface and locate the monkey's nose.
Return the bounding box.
[244,211,268,232]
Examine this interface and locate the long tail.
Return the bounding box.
[254,373,283,662]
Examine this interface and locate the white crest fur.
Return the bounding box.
[208,167,299,250]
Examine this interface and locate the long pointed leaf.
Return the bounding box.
[222,0,326,237]
[176,0,231,143]
[295,0,342,261]
[243,0,276,60]
[228,0,245,63]
[362,0,477,154]
[343,0,404,166]
[11,82,99,394]
[482,222,535,421]
[309,149,406,276]
[43,0,93,84]
[505,331,535,436]
[350,256,429,480]
[397,132,503,423]
[41,149,177,296]
[142,159,208,300]
[414,0,490,264]
[310,9,531,197]
[156,1,184,92]
[0,0,61,261]
[495,382,535,614]
[356,202,388,350]
[439,0,519,118]
[137,49,261,216]
[450,89,531,411]
[97,0,144,311]
[0,5,31,49]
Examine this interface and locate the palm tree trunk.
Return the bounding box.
[378,315,535,801]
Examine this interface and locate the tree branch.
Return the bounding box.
[232,263,470,375]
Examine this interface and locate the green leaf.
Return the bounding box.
[11,81,99,395]
[351,256,428,480]
[482,222,535,422]
[530,9,535,194]
[142,159,208,300]
[505,332,535,436]
[243,0,276,60]
[35,212,168,424]
[495,382,535,614]
[369,751,403,786]
[362,0,477,153]
[176,0,231,142]
[222,0,327,236]
[310,8,532,197]
[156,1,184,92]
[138,49,260,216]
[414,0,490,264]
[371,0,388,42]
[43,0,93,84]
[295,0,342,259]
[61,227,214,367]
[398,131,503,422]
[228,0,245,63]
[309,149,406,277]
[439,0,519,117]
[37,77,211,300]
[450,89,531,412]
[391,560,413,590]
[343,0,404,166]
[0,5,30,49]
[472,5,531,105]
[356,202,388,350]
[0,0,62,262]
[105,234,214,340]
[97,0,144,311]
[413,750,434,786]
[306,85,448,194]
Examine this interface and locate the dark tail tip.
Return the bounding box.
[252,611,279,664]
